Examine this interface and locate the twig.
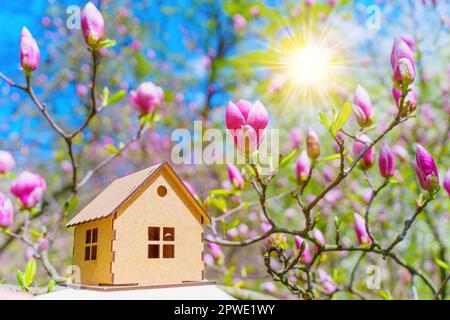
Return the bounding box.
[434,273,450,300]
[383,197,431,256]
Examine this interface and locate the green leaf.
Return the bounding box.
[98,39,116,49]
[72,133,83,145]
[66,196,79,214]
[101,87,110,107]
[106,90,126,106]
[47,279,56,293]
[16,270,26,289]
[29,229,42,238]
[229,219,240,229]
[139,113,153,126]
[378,290,392,300]
[209,189,235,197]
[331,102,352,136]
[24,258,37,287]
[105,144,118,154]
[224,272,233,287]
[152,112,162,123]
[317,153,341,163]
[210,196,227,212]
[29,208,41,216]
[280,149,298,168]
[244,164,256,177]
[319,112,330,130]
[435,258,450,270]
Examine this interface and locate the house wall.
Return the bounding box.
[72,216,114,285]
[112,171,204,286]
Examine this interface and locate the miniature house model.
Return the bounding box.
[66,161,211,288]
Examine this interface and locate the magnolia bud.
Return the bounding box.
[306,128,320,159]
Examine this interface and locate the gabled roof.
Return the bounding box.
[66,161,210,227]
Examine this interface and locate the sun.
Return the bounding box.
[284,46,332,87]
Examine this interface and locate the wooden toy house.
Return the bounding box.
[66,161,211,289]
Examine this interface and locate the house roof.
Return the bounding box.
[66,161,210,227]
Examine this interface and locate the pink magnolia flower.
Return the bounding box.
[233,14,247,31]
[313,228,326,247]
[226,227,239,238]
[76,84,88,98]
[129,82,164,115]
[317,269,336,294]
[400,35,415,52]
[392,86,417,112]
[10,171,46,209]
[207,243,223,259]
[203,56,211,68]
[444,169,450,196]
[285,208,296,219]
[413,144,439,191]
[393,144,409,162]
[81,2,105,47]
[20,27,40,72]
[182,180,197,197]
[378,143,395,178]
[0,193,14,228]
[238,223,249,236]
[294,236,312,264]
[391,38,416,85]
[289,128,302,149]
[60,160,73,174]
[250,5,261,17]
[306,128,320,159]
[354,213,371,245]
[260,281,276,294]
[295,151,311,181]
[0,150,15,174]
[225,100,269,153]
[261,222,272,234]
[38,237,49,251]
[227,164,244,189]
[352,135,375,169]
[353,85,374,127]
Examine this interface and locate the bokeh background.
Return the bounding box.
[0,0,449,299]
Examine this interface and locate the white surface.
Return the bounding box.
[34,285,235,300]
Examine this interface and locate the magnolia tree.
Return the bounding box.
[0,1,449,300]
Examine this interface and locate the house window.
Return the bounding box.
[148,226,175,259]
[157,185,167,197]
[84,228,98,261]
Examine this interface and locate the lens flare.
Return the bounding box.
[284,46,332,87]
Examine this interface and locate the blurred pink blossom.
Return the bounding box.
[129,82,164,115]
[352,135,375,169]
[233,14,247,31]
[0,193,14,228]
[10,171,46,209]
[0,150,15,174]
[227,164,244,189]
[289,128,302,149]
[444,169,450,196]
[354,213,371,245]
[353,85,374,128]
[296,151,311,181]
[261,281,276,294]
